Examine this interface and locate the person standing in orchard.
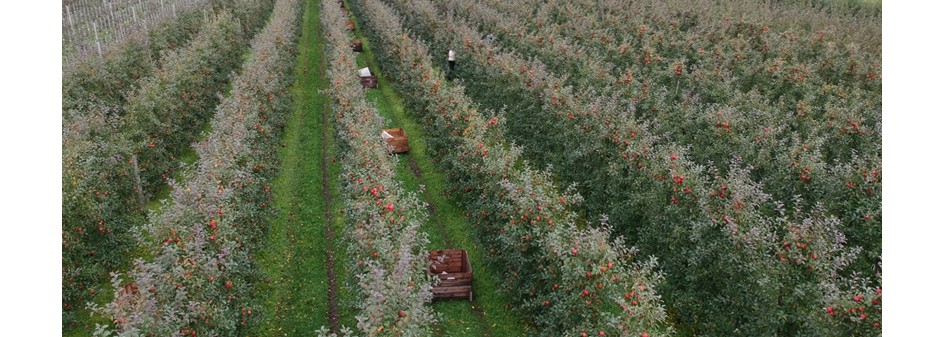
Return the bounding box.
[448,49,456,72]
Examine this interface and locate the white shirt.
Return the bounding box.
[448,50,456,61]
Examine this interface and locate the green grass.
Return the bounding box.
[351,18,531,337]
[251,0,355,335]
[63,281,113,337]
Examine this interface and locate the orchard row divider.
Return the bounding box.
[89,0,302,335]
[317,0,437,335]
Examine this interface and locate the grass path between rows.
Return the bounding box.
[252,0,354,335]
[348,10,532,336]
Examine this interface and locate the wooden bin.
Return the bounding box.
[361,75,378,88]
[352,39,363,52]
[428,249,473,301]
[346,19,355,31]
[382,128,408,154]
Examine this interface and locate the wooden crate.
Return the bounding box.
[352,39,363,52]
[382,128,408,154]
[428,249,473,301]
[360,75,378,88]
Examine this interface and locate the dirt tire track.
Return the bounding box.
[406,156,490,329]
[319,28,341,333]
[409,157,453,248]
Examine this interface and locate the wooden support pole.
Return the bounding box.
[130,154,146,210]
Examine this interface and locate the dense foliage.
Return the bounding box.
[63,6,206,120]
[317,1,437,335]
[376,0,881,335]
[87,0,301,334]
[441,0,881,270]
[349,0,673,335]
[62,0,880,335]
[62,0,276,329]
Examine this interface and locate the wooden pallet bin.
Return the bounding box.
[428,249,473,301]
[360,75,378,88]
[382,128,409,154]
